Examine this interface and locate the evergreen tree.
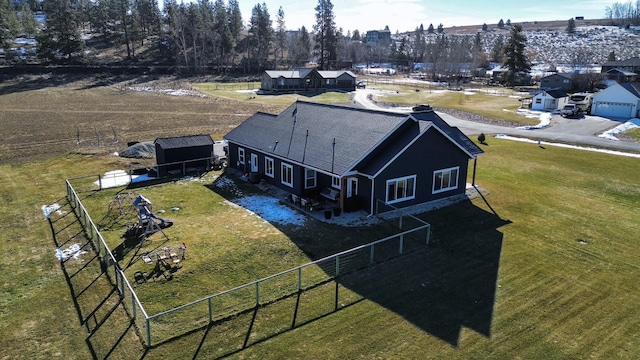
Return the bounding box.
[567,18,576,34]
[437,23,444,34]
[247,3,272,71]
[37,0,85,61]
[427,23,434,34]
[506,19,511,26]
[607,50,616,61]
[490,34,504,62]
[313,0,337,70]
[502,24,530,85]
[274,6,286,68]
[498,19,504,28]
[0,0,20,51]
[352,29,360,41]
[482,23,488,31]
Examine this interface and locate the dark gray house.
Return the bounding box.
[224,101,483,215]
[261,69,356,93]
[540,73,575,91]
[155,134,215,177]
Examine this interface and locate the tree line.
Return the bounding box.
[0,0,570,82]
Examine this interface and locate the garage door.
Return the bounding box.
[593,101,633,118]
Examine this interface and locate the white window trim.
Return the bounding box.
[385,175,416,204]
[264,157,274,178]
[281,163,293,187]
[238,147,245,165]
[304,168,316,189]
[432,166,459,194]
[332,176,340,189]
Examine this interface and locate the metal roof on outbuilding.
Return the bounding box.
[154,134,215,149]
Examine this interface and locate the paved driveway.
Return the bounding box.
[352,88,640,153]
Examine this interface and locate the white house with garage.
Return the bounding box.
[531,88,569,111]
[591,82,640,119]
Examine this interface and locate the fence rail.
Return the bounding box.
[66,176,431,347]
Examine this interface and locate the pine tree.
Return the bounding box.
[607,50,616,61]
[274,6,286,68]
[498,19,504,28]
[567,18,576,34]
[0,0,20,51]
[37,0,85,62]
[427,23,434,34]
[482,23,488,31]
[313,0,337,70]
[437,23,444,34]
[502,24,530,85]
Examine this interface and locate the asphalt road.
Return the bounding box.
[352,88,640,153]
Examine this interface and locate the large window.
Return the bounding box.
[433,167,459,194]
[264,157,274,178]
[238,147,245,165]
[386,175,416,204]
[305,169,316,189]
[281,163,293,187]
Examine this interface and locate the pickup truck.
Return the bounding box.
[560,104,582,117]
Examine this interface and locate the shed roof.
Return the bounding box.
[544,88,568,98]
[155,134,214,149]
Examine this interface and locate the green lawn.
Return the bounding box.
[1,79,639,359]
[2,136,639,359]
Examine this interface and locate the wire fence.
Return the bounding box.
[66,175,431,347]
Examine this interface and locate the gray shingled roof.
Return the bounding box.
[620,82,640,98]
[224,102,482,176]
[264,69,356,80]
[155,134,214,149]
[545,88,568,98]
[603,57,640,67]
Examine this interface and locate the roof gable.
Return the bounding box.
[155,134,214,149]
[545,88,568,98]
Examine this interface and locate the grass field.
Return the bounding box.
[1,77,639,359]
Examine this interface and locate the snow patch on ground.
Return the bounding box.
[495,134,640,158]
[598,118,640,141]
[127,87,207,97]
[94,170,139,189]
[41,203,66,218]
[235,195,306,226]
[516,110,552,130]
[55,243,87,261]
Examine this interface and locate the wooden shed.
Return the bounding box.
[155,134,215,177]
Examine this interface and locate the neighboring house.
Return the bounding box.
[155,134,215,177]
[531,88,569,111]
[261,68,356,93]
[601,57,640,73]
[591,82,640,119]
[365,29,392,44]
[605,68,638,83]
[224,101,483,215]
[540,73,575,92]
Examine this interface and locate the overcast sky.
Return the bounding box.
[238,0,619,34]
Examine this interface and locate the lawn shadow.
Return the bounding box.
[47,198,145,359]
[339,201,509,346]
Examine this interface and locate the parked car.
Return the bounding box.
[356,81,366,89]
[412,104,432,112]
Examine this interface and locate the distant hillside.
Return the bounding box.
[442,18,616,35]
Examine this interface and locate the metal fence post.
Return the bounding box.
[146,318,151,347]
[370,244,375,264]
[298,268,302,291]
[208,297,213,322]
[255,282,260,306]
[399,235,404,254]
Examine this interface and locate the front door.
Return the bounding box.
[347,177,358,198]
[251,153,258,172]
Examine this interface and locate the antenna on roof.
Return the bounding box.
[331,137,336,173]
[302,130,309,163]
[287,108,297,157]
[273,140,278,152]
